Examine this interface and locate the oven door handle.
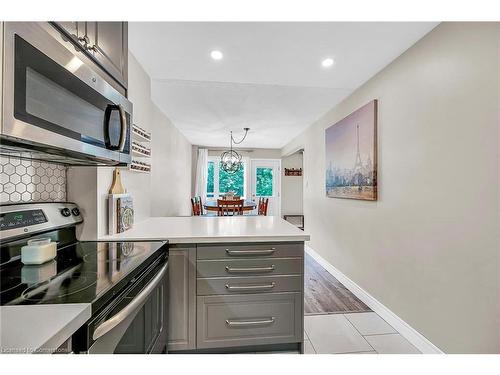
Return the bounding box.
[92,263,167,341]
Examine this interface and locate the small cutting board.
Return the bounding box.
[108,168,126,194]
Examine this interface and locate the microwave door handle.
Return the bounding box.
[117,104,127,152]
[92,263,167,340]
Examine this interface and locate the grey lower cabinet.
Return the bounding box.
[197,258,302,277]
[168,241,304,353]
[197,275,302,295]
[196,292,302,349]
[167,246,197,351]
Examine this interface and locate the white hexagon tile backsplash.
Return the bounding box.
[0,156,67,203]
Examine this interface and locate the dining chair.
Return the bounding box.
[191,196,203,216]
[257,197,269,216]
[217,199,244,216]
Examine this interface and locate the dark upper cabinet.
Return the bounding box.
[56,22,82,39]
[85,22,128,90]
[54,21,128,93]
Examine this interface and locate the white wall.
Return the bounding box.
[69,53,192,238]
[150,102,192,217]
[281,152,303,216]
[67,167,98,239]
[282,22,500,353]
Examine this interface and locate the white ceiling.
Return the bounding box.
[129,22,438,148]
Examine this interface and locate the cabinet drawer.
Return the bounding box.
[197,243,303,260]
[197,275,302,296]
[196,293,303,349]
[197,258,302,278]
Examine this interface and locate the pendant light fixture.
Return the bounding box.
[220,128,250,174]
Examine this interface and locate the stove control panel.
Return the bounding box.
[0,202,83,240]
[0,209,48,231]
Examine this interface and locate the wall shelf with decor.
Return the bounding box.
[284,168,302,176]
[129,160,151,173]
[132,124,151,142]
[132,142,152,157]
[129,124,152,173]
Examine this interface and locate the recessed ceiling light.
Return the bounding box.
[321,57,334,68]
[210,50,223,60]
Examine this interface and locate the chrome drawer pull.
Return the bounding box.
[225,248,276,256]
[225,265,275,273]
[225,317,276,327]
[225,282,276,291]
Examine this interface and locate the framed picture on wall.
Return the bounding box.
[325,100,378,201]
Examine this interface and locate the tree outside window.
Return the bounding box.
[219,163,244,197]
[206,159,245,198]
[207,161,215,197]
[256,167,273,196]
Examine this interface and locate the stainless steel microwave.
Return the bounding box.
[0,22,132,166]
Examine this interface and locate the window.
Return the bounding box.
[256,167,273,196]
[206,157,246,198]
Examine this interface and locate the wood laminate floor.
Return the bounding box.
[304,253,371,315]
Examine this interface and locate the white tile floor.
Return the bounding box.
[344,312,397,336]
[304,312,421,354]
[305,314,373,354]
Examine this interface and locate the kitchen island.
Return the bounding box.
[100,216,310,353]
[99,215,309,244]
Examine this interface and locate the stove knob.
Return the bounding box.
[61,208,71,217]
[71,207,80,216]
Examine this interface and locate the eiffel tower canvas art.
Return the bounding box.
[325,100,377,200]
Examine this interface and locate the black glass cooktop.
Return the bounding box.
[0,240,166,309]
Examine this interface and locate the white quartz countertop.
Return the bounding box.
[99,216,310,243]
[0,303,91,354]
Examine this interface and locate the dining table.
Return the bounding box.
[203,199,257,213]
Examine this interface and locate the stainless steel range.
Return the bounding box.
[0,202,168,354]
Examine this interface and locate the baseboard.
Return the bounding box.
[305,245,443,354]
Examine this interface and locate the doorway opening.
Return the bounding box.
[281,150,304,228]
